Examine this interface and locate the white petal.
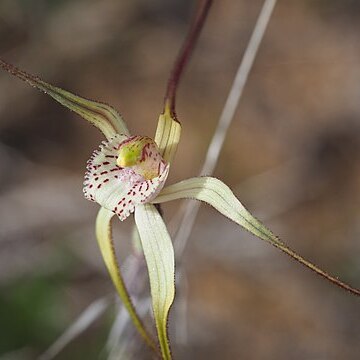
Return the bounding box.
[153,177,360,296]
[84,135,170,221]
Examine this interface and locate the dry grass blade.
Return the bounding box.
[174,0,278,256]
[38,296,112,360]
[106,298,151,360]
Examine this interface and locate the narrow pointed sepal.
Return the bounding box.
[95,207,158,352]
[135,204,175,360]
[153,177,360,297]
[0,58,129,139]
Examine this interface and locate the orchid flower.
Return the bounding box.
[0,57,180,357]
[1,2,360,359]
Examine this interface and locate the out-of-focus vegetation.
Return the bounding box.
[0,1,360,359]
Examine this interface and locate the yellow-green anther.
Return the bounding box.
[116,136,167,180]
[117,145,141,167]
[116,136,151,167]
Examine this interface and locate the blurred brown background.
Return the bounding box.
[0,0,360,359]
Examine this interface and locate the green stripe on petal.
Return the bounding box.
[0,58,129,139]
[95,207,158,352]
[135,204,175,360]
[154,177,360,296]
[154,103,181,164]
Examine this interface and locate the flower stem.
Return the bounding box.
[164,0,213,118]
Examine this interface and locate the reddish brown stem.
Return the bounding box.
[164,0,213,118]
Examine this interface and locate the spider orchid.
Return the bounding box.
[1,60,360,360]
[1,3,360,359]
[0,57,180,357]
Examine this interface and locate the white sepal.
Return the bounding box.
[135,204,175,360]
